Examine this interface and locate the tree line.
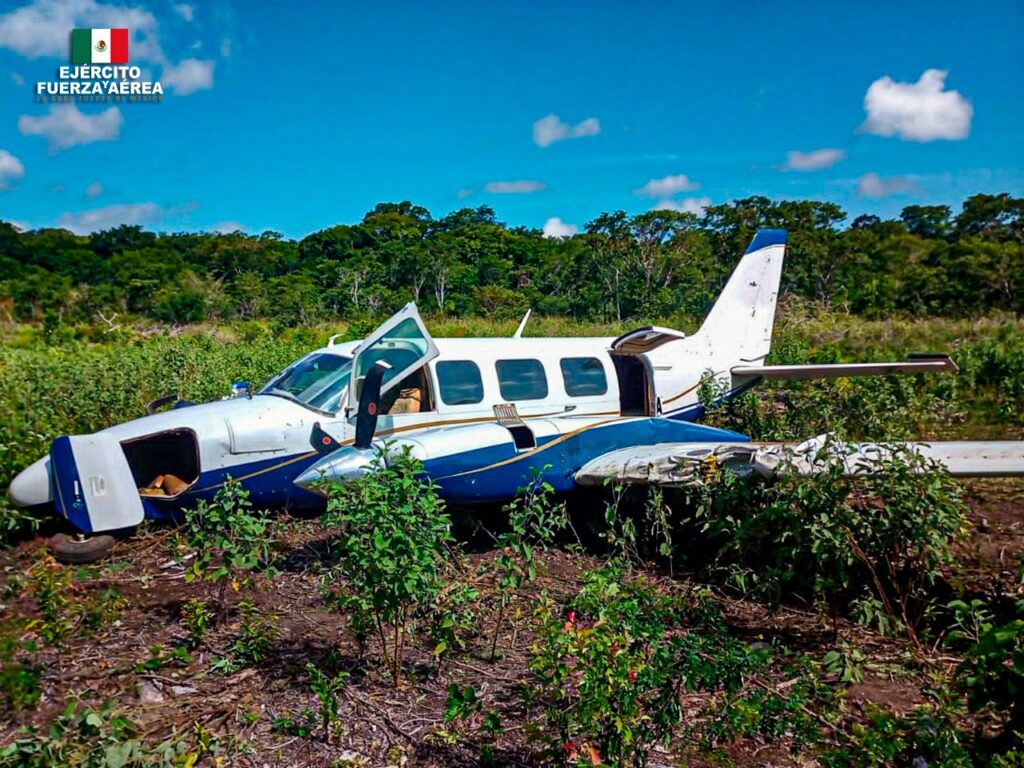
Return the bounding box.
[1,193,1021,328]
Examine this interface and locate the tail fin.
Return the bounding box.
[695,229,787,363]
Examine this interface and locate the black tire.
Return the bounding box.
[48,533,117,564]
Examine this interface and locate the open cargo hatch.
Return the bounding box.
[121,428,200,499]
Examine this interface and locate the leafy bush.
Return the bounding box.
[321,446,454,686]
[527,562,820,767]
[821,701,973,768]
[183,479,276,620]
[950,598,1024,737]
[691,443,968,642]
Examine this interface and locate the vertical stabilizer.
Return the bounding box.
[694,229,787,363]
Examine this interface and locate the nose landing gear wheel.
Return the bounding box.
[48,533,117,564]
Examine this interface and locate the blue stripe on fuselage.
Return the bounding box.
[426,418,748,503]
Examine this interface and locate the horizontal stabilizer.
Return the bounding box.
[731,355,957,382]
[575,435,1024,487]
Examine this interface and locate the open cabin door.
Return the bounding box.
[609,327,686,418]
[346,303,440,412]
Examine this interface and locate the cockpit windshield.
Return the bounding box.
[259,353,353,413]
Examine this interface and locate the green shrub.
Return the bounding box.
[527,562,818,767]
[950,598,1024,737]
[183,479,276,620]
[821,701,973,768]
[321,446,454,686]
[692,443,968,642]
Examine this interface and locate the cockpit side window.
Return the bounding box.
[259,353,353,413]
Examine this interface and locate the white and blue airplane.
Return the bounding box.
[8,229,1023,560]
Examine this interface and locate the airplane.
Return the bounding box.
[7,229,1024,562]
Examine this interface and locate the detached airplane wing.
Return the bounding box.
[731,354,957,383]
[574,435,1024,487]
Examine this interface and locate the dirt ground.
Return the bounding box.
[1,479,1021,767]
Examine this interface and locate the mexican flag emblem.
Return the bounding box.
[71,29,129,64]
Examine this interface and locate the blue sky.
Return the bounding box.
[0,0,1021,238]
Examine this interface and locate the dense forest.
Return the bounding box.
[1,193,1021,328]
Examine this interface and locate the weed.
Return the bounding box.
[488,469,567,659]
[180,598,214,649]
[307,661,348,740]
[0,621,40,716]
[230,599,278,666]
[272,708,317,738]
[26,550,76,645]
[134,644,193,673]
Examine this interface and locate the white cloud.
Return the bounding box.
[212,220,245,234]
[783,148,846,171]
[10,72,24,86]
[635,174,699,198]
[84,181,102,199]
[173,3,194,22]
[542,217,577,238]
[56,201,196,233]
[58,202,163,233]
[220,37,232,58]
[861,69,972,142]
[161,58,214,95]
[18,104,122,152]
[8,220,30,232]
[856,172,921,198]
[456,187,475,199]
[0,149,25,191]
[0,0,162,61]
[532,114,601,147]
[484,180,546,194]
[651,196,711,215]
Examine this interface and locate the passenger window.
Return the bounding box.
[496,359,548,401]
[560,357,608,397]
[436,361,484,405]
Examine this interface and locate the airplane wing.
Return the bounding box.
[574,434,1024,487]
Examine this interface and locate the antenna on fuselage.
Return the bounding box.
[513,309,531,339]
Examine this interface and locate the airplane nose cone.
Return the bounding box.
[8,456,52,508]
[294,448,376,494]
